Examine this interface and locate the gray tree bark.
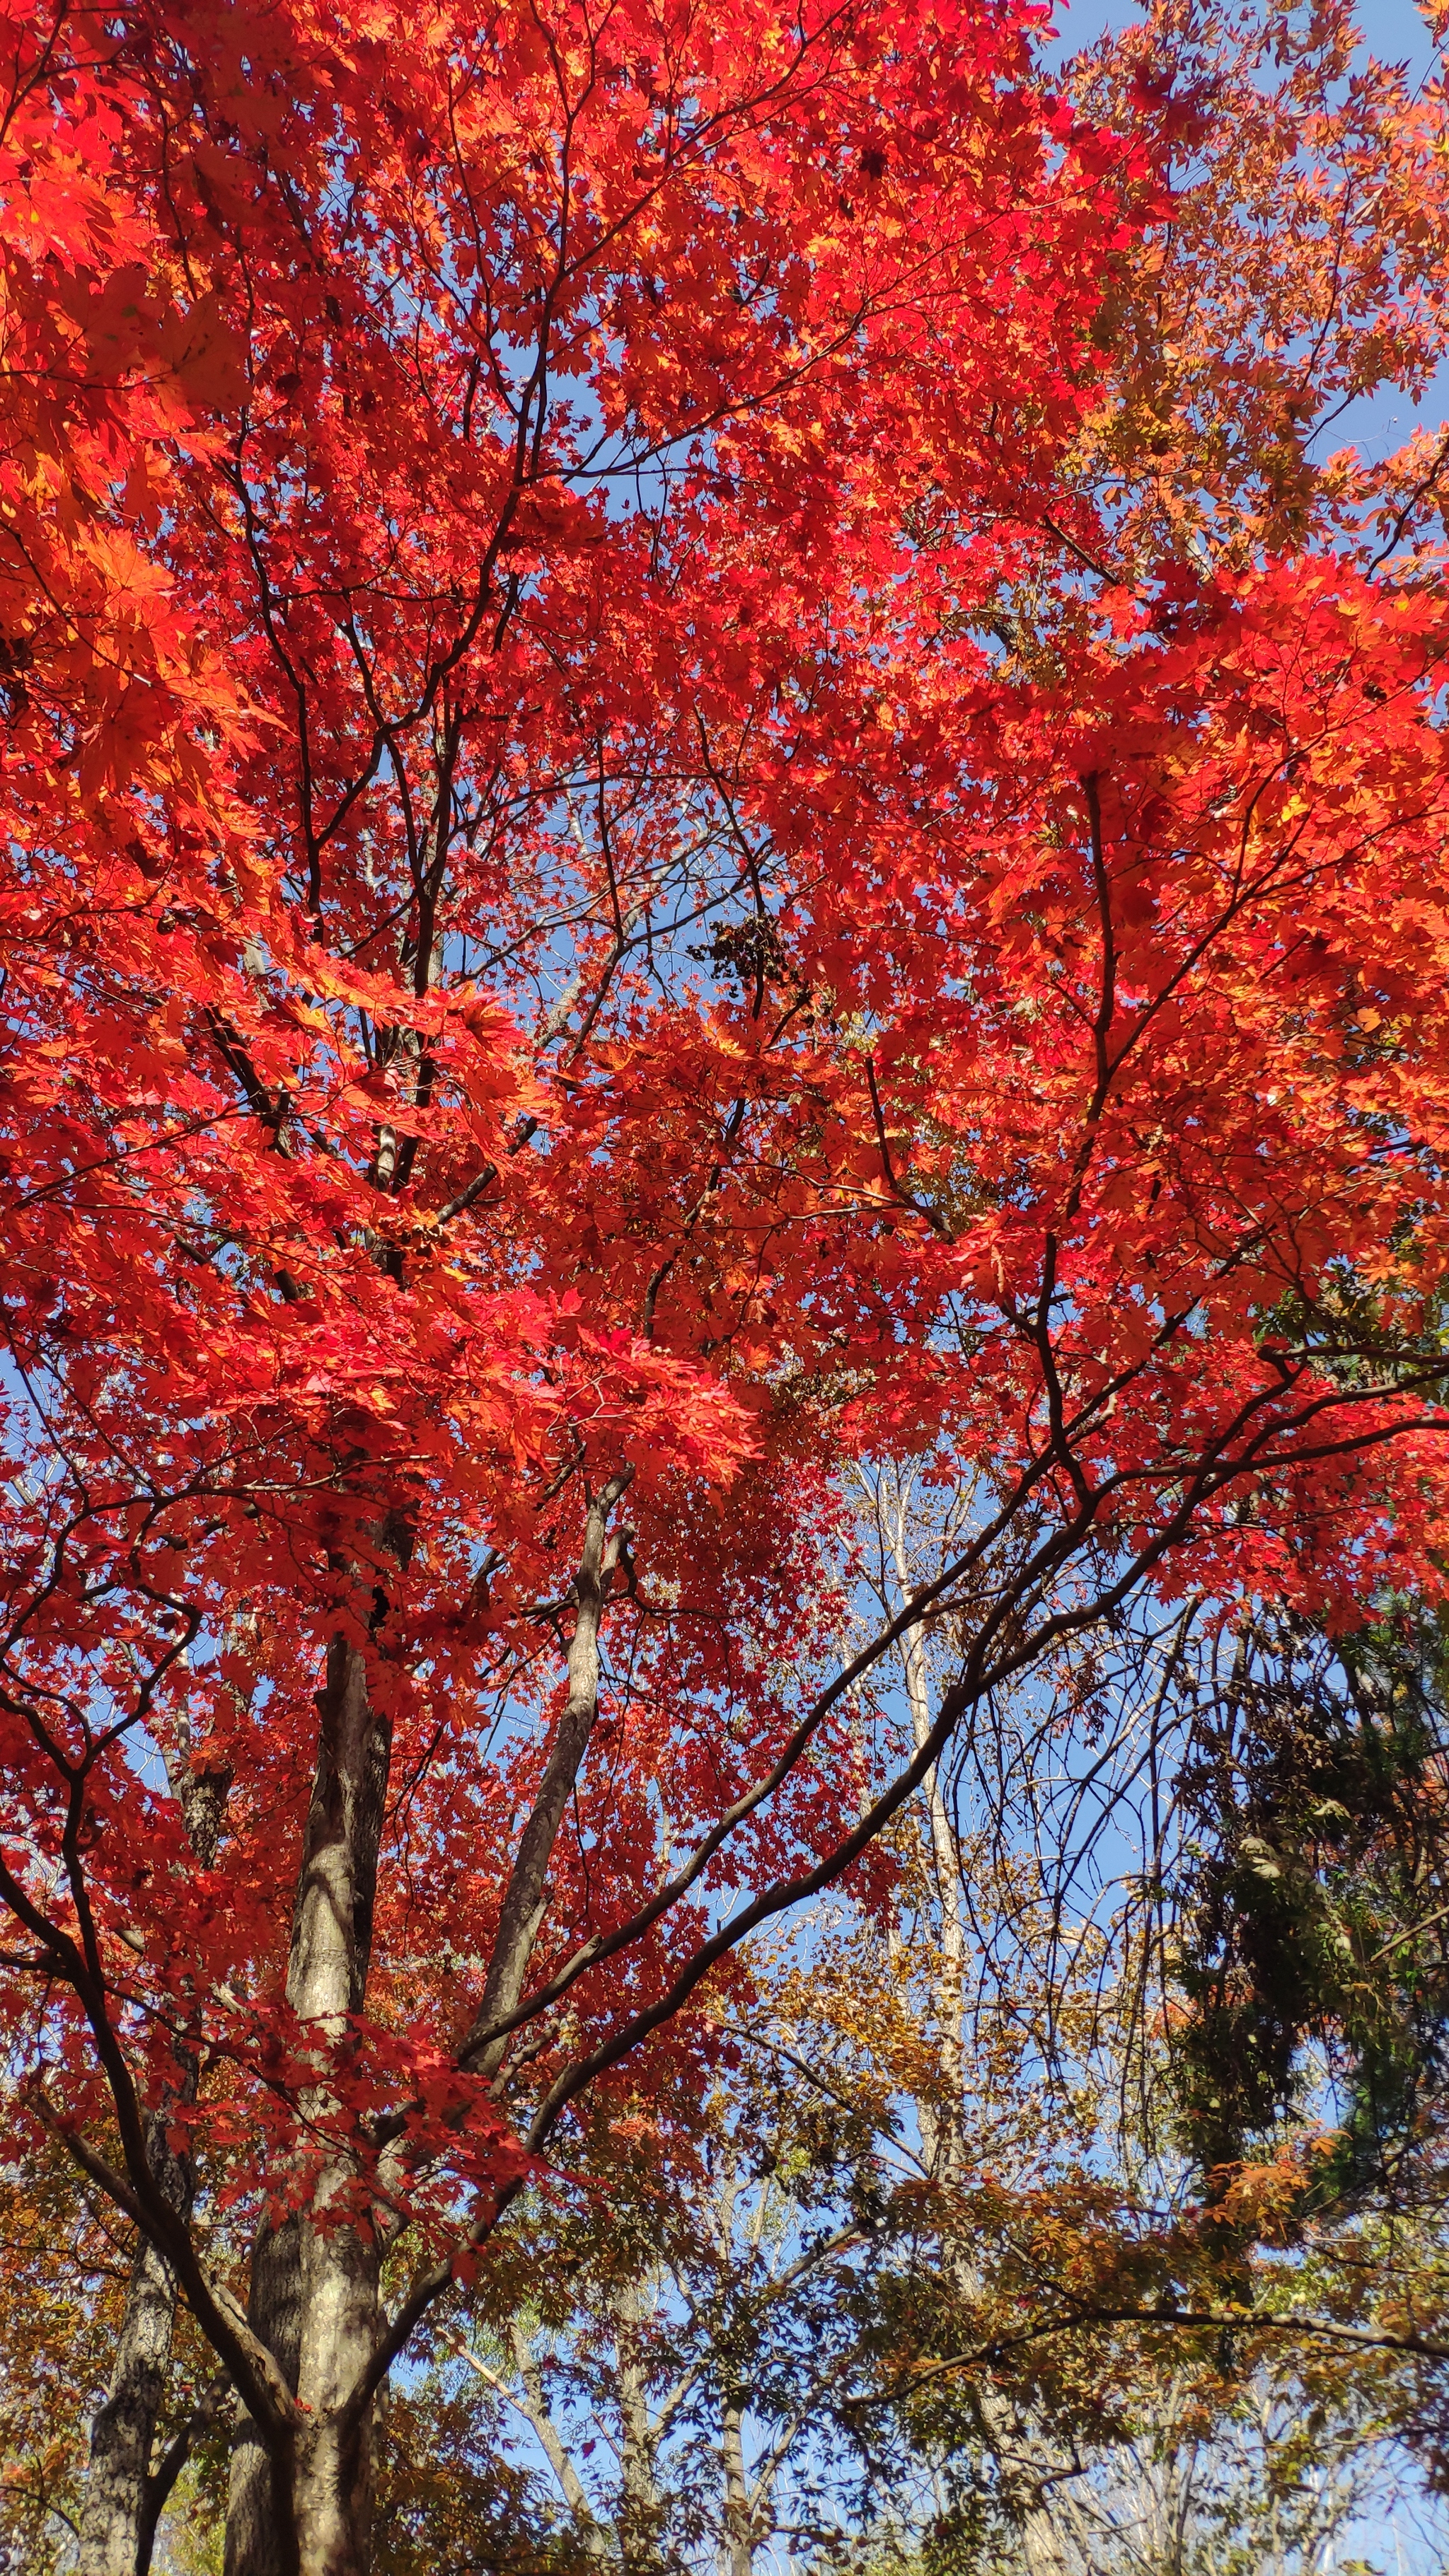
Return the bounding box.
[76,2119,190,2576]
[505,2322,610,2560]
[224,2214,304,2576]
[78,1752,230,2576]
[226,1627,391,2576]
[287,1629,391,2576]
[462,1467,635,2077]
[226,1471,630,2576]
[613,2275,666,2576]
[887,1488,1080,2576]
[719,2398,754,2576]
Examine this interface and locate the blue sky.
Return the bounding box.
[1051,0,1438,67]
[1048,0,1449,466]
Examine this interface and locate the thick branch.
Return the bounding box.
[460,1465,635,2075]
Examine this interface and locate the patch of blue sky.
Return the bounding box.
[1044,0,1449,473]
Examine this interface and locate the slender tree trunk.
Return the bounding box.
[889,1494,1080,2576]
[79,1753,231,2576]
[227,1628,391,2576]
[506,2323,610,2560]
[614,2278,664,2576]
[463,1467,634,2077]
[77,2119,187,2576]
[1020,2502,1080,2576]
[720,2399,754,2576]
[289,1629,391,2575]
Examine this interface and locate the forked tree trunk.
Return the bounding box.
[503,2322,611,2560]
[227,1472,630,2576]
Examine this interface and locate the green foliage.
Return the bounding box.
[1172,1602,1449,2205]
[153,2463,225,2576]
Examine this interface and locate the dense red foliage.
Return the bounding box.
[2,0,1448,2561]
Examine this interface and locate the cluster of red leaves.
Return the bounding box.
[0,0,1447,2252]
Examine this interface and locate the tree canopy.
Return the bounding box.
[3,0,1449,2567]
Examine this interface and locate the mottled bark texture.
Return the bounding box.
[79,1748,230,2576]
[227,1629,389,2576]
[227,1477,629,2575]
[77,2119,188,2576]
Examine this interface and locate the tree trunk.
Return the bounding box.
[462,1467,634,2077]
[224,2214,304,2576]
[79,1745,231,2576]
[228,1474,628,2576]
[287,1630,390,2575]
[887,1494,1082,2576]
[77,2121,186,2576]
[720,2399,754,2576]
[1020,2502,1080,2576]
[506,2323,610,2560]
[227,1628,391,2576]
[614,2277,664,2576]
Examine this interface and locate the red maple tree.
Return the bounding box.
[3,0,1449,2567]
